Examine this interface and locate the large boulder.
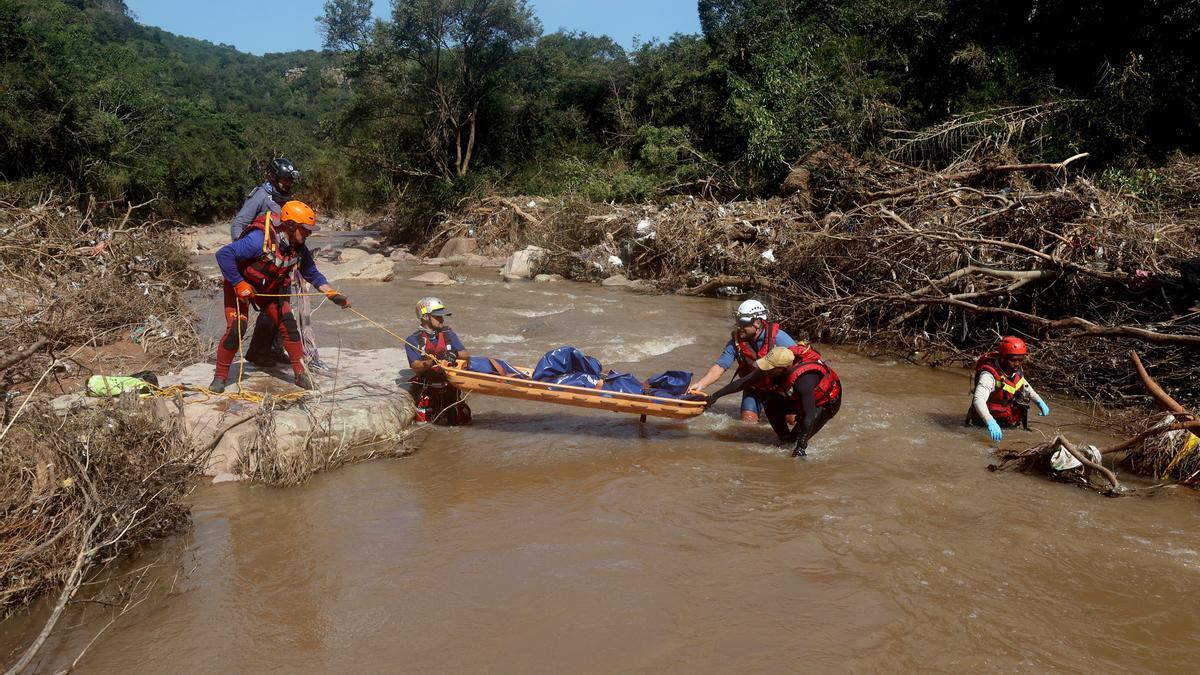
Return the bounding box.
[389,248,421,262]
[534,273,563,283]
[408,272,456,286]
[321,254,395,282]
[601,274,647,290]
[437,237,477,259]
[500,245,545,280]
[338,247,370,262]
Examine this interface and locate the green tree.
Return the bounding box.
[324,0,541,180]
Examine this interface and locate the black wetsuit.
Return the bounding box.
[706,369,842,456]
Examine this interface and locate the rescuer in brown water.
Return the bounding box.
[702,345,843,457]
[964,336,1050,442]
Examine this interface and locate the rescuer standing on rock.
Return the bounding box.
[229,157,302,367]
[701,344,843,457]
[210,200,349,393]
[691,300,800,425]
[965,336,1050,442]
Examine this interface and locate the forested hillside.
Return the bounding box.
[4,0,1199,221]
[1,0,354,220]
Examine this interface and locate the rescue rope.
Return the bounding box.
[149,291,447,406]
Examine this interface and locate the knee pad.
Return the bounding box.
[279,314,300,340]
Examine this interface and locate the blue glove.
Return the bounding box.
[1037,400,1050,417]
[986,419,1003,442]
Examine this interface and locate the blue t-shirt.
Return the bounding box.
[405,329,466,365]
[215,229,329,289]
[715,327,797,369]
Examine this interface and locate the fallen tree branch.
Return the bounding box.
[876,294,1200,347]
[861,153,1089,204]
[1129,351,1194,421]
[1048,435,1122,492]
[0,338,48,373]
[4,515,100,675]
[675,275,780,296]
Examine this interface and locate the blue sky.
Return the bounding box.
[124,0,702,54]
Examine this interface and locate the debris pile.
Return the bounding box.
[0,196,202,395]
[427,149,1200,409]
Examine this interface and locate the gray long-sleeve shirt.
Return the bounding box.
[229,183,284,241]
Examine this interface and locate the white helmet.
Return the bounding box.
[736,299,768,323]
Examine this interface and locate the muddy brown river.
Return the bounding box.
[4,256,1200,672]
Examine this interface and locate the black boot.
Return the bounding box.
[208,377,226,393]
[294,372,317,391]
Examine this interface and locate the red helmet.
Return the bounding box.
[997,336,1028,357]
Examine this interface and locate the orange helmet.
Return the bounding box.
[997,336,1028,357]
[280,200,318,231]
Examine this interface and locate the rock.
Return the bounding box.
[499,245,545,279]
[408,272,456,286]
[445,253,495,267]
[321,254,395,282]
[359,236,382,250]
[501,273,526,283]
[53,348,419,479]
[315,245,341,262]
[481,255,508,267]
[534,274,563,283]
[421,257,448,266]
[338,247,370,262]
[601,274,646,289]
[341,237,361,249]
[437,237,477,259]
[178,226,228,253]
[390,248,421,262]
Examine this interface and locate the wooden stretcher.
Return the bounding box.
[442,363,706,420]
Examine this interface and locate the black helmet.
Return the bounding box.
[267,156,300,182]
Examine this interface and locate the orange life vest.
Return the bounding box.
[777,343,841,407]
[973,352,1027,426]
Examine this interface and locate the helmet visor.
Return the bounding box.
[735,315,756,326]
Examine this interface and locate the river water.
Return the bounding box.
[4,258,1200,673]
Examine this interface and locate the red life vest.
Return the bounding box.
[733,321,780,390]
[416,329,450,359]
[777,343,842,407]
[973,352,1027,426]
[236,213,300,294]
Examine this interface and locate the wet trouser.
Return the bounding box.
[410,377,471,426]
[765,393,841,444]
[244,312,282,361]
[214,283,305,381]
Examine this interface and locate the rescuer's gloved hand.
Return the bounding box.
[324,289,350,308]
[234,281,256,300]
[1037,400,1050,417]
[442,350,459,366]
[986,419,1003,442]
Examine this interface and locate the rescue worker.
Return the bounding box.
[691,299,799,424]
[702,345,842,458]
[965,336,1050,442]
[230,157,299,241]
[229,157,302,367]
[405,298,472,425]
[210,200,349,393]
